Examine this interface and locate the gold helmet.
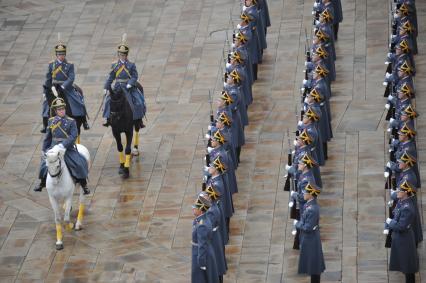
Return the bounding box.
[397,39,410,54]
[398,82,414,97]
[398,60,413,75]
[205,185,221,201]
[401,105,418,120]
[314,64,329,77]
[314,46,328,59]
[230,69,242,84]
[398,123,416,138]
[220,90,234,105]
[398,3,410,16]
[212,130,226,145]
[212,156,226,174]
[235,31,247,44]
[309,88,323,103]
[55,33,66,55]
[314,28,329,42]
[117,33,129,54]
[303,182,321,197]
[399,151,416,167]
[240,12,253,24]
[217,111,232,127]
[230,51,244,64]
[304,107,320,122]
[299,153,317,168]
[192,194,211,212]
[398,179,416,195]
[320,9,333,23]
[401,20,414,34]
[299,129,313,145]
[50,97,66,116]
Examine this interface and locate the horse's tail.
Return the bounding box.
[76,144,91,168]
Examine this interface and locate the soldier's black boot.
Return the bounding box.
[405,273,415,283]
[79,179,90,195]
[34,177,46,192]
[311,274,321,283]
[83,118,90,130]
[40,117,48,133]
[102,119,110,127]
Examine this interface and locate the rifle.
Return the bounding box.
[385,81,395,118]
[284,129,292,191]
[208,90,214,147]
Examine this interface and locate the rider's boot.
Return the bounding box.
[79,179,90,195]
[34,177,46,192]
[83,118,90,130]
[102,118,110,127]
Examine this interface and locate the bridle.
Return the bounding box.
[48,153,63,179]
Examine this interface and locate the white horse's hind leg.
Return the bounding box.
[48,196,64,250]
[75,186,85,231]
[132,130,140,156]
[64,197,74,231]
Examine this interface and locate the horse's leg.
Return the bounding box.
[75,186,85,231]
[132,121,141,156]
[48,196,64,250]
[113,129,125,174]
[123,130,133,179]
[64,195,74,231]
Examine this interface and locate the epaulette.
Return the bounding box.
[66,116,74,121]
[199,219,204,224]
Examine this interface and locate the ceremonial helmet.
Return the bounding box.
[309,88,324,103]
[240,11,253,24]
[396,39,410,54]
[398,3,411,16]
[314,28,329,42]
[235,31,248,44]
[299,152,317,168]
[398,122,416,139]
[212,129,226,145]
[204,184,221,201]
[313,46,328,59]
[398,179,416,195]
[229,69,242,84]
[401,104,418,120]
[211,156,226,174]
[117,33,129,55]
[302,182,321,197]
[320,9,333,23]
[314,64,329,77]
[397,82,414,97]
[401,20,414,34]
[50,97,66,116]
[217,111,232,127]
[399,150,416,167]
[230,51,244,64]
[192,193,212,212]
[55,33,66,55]
[398,60,414,75]
[298,128,313,145]
[220,90,234,106]
[304,107,320,122]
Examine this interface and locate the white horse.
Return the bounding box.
[45,144,90,250]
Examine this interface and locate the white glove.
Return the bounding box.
[313,2,319,7]
[300,87,305,94]
[285,164,291,171]
[391,34,396,39]
[386,161,391,168]
[242,5,247,11]
[385,61,390,65]
[237,24,241,29]
[207,147,213,153]
[207,125,212,130]
[291,191,298,197]
[60,85,65,89]
[385,72,391,79]
[302,79,308,85]
[383,81,388,86]
[383,229,389,235]
[385,103,390,110]
[388,148,393,153]
[292,150,295,155]
[288,201,294,208]
[205,134,210,139]
[291,229,297,236]
[204,166,209,172]
[386,218,392,224]
[315,20,320,25]
[200,266,207,270]
[384,171,390,178]
[387,95,393,101]
[226,62,231,69]
[304,61,308,67]
[388,200,394,207]
[387,52,392,58]
[126,84,132,89]
[103,89,108,95]
[43,93,46,100]
[311,10,315,15]
[203,175,208,182]
[293,219,298,226]
[297,121,303,126]
[293,140,298,146]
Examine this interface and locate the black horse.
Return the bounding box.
[108,85,144,178]
[44,84,88,139]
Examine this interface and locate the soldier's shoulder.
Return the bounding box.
[66,116,74,121]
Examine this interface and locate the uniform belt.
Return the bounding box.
[191,241,199,247]
[53,138,65,142]
[52,80,65,84]
[116,79,129,83]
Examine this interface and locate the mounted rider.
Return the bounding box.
[34,98,89,194]
[41,34,89,133]
[102,34,146,128]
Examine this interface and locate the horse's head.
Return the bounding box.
[46,146,65,177]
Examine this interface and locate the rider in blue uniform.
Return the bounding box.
[34,98,89,194]
[103,34,146,128]
[41,40,89,133]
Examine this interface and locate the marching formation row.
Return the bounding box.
[382,0,421,282]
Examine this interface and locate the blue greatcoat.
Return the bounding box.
[208,175,233,220]
[39,116,88,180]
[295,198,326,275]
[45,60,87,117]
[388,198,419,274]
[206,203,228,276]
[191,214,219,283]
[103,59,146,120]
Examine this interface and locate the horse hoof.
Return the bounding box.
[118,164,125,175]
[74,222,82,231]
[56,242,64,250]
[65,222,74,231]
[122,168,130,179]
[132,147,139,156]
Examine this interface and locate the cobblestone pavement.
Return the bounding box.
[0,0,425,282]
